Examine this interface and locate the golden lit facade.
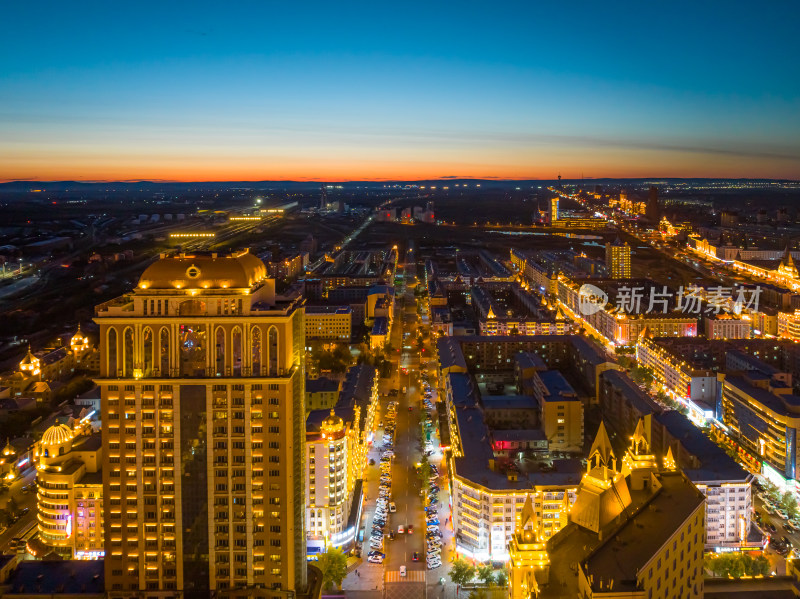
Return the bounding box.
[778,310,800,340]
[36,424,104,559]
[530,423,705,599]
[305,306,352,342]
[305,411,356,549]
[508,495,549,599]
[605,239,631,279]
[94,250,307,598]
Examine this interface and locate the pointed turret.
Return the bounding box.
[518,493,535,533]
[588,420,615,471]
[486,304,496,319]
[779,246,798,279]
[622,417,658,489]
[509,493,549,599]
[663,446,677,471]
[570,422,633,534]
[631,418,648,453]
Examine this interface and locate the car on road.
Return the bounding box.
[407,525,413,534]
[412,552,419,561]
[398,525,405,534]
[400,566,407,577]
[389,502,396,513]
[368,555,384,564]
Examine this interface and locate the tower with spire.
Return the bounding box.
[508,494,550,599]
[621,417,659,491]
[778,246,798,280]
[569,421,632,534]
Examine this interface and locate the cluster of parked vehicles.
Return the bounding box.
[422,376,434,411]
[424,462,442,569]
[369,402,400,561]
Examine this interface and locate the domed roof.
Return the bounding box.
[71,325,86,344]
[138,250,268,291]
[41,424,73,446]
[321,409,344,433]
[19,348,38,366]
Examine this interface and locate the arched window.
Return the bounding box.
[123,328,134,378]
[159,327,170,376]
[143,327,154,377]
[232,327,242,376]
[179,324,206,377]
[107,327,118,376]
[268,326,278,376]
[215,327,226,376]
[251,327,262,376]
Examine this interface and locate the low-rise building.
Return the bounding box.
[305,306,352,342]
[705,314,751,339]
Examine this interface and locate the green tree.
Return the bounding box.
[317,547,348,591]
[417,459,432,484]
[495,569,508,588]
[781,491,799,519]
[476,564,494,586]
[467,589,487,599]
[450,558,476,592]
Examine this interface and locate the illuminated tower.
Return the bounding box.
[549,198,559,225]
[508,494,549,599]
[621,418,658,491]
[569,422,632,534]
[778,246,798,280]
[95,250,307,598]
[605,237,631,279]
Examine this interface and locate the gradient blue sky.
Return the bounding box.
[1,1,798,180]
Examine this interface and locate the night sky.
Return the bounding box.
[1,1,798,181]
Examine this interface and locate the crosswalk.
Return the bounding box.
[385,570,425,583]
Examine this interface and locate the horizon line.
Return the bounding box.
[3,176,800,185]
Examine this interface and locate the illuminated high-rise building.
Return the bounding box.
[95,250,307,598]
[549,198,559,224]
[605,237,631,278]
[36,423,103,559]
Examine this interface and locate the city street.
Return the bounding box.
[346,248,450,599]
[0,467,38,553]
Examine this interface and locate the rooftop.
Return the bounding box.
[137,249,268,291]
[5,559,104,595]
[655,411,749,482]
[538,370,578,400]
[543,472,705,598]
[480,395,538,411]
[306,377,341,394]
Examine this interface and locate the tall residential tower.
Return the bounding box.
[95,250,307,598]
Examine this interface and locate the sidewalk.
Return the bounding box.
[344,413,386,595]
[423,390,458,599]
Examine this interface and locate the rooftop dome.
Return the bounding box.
[20,348,38,366]
[321,409,344,435]
[41,424,73,446]
[137,250,268,291]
